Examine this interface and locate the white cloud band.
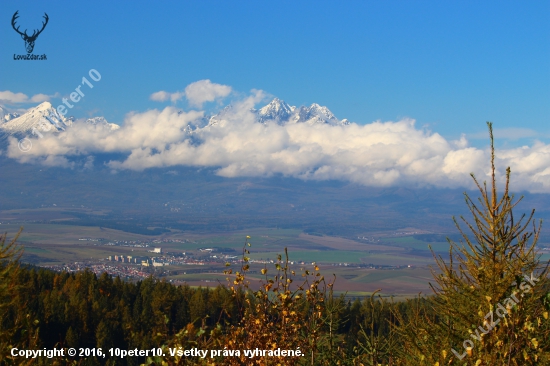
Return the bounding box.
[7,86,550,193]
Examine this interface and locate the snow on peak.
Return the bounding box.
[207,105,233,127]
[308,103,335,119]
[0,102,120,141]
[259,98,293,114]
[0,101,70,136]
[0,105,21,123]
[4,112,20,122]
[289,103,342,126]
[85,117,120,131]
[205,98,352,128]
[257,98,295,124]
[35,101,53,111]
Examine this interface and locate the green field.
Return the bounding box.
[8,217,547,297]
[380,236,451,252]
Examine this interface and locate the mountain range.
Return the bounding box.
[0,102,120,141]
[208,98,350,127]
[0,98,349,140]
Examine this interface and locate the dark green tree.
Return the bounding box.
[395,123,550,365]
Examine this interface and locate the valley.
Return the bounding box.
[3,209,549,300]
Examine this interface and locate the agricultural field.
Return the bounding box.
[2,208,548,298]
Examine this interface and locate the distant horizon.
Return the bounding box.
[1,80,548,150]
[2,90,550,194]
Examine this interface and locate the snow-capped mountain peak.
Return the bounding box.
[1,105,22,123]
[0,101,70,137]
[0,102,120,142]
[85,116,120,131]
[34,101,54,112]
[207,104,233,127]
[309,103,335,119]
[204,97,351,128]
[257,98,295,124]
[289,102,343,126]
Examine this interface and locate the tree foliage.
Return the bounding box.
[395,122,550,365]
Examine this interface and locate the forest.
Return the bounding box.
[0,262,409,365]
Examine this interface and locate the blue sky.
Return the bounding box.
[1,0,549,145]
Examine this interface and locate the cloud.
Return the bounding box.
[0,91,30,104]
[184,80,232,108]
[29,93,52,103]
[0,90,57,104]
[149,90,185,103]
[149,91,170,102]
[7,83,550,193]
[149,80,231,107]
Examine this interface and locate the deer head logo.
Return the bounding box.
[11,11,49,54]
